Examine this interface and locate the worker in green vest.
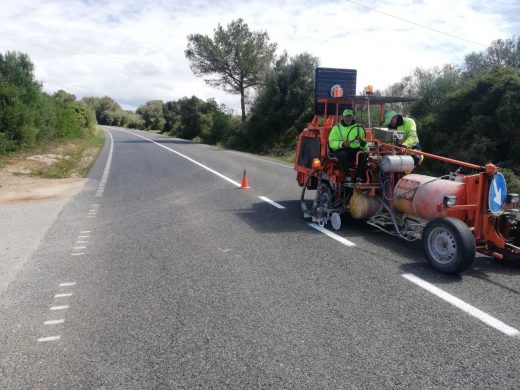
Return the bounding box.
[328,108,369,182]
[384,110,422,165]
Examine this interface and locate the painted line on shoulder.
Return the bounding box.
[308,223,356,247]
[54,293,73,298]
[49,305,69,311]
[259,196,286,209]
[38,335,61,342]
[402,273,520,337]
[44,319,65,325]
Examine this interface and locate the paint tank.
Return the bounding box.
[349,191,379,219]
[393,174,466,220]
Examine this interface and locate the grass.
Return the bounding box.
[0,127,105,179]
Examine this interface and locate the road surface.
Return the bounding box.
[1,126,519,389]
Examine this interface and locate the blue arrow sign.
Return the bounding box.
[489,172,507,214]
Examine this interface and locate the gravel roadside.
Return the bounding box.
[0,182,85,293]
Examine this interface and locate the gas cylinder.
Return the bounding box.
[349,191,379,219]
[393,174,466,221]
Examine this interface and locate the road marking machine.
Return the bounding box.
[294,68,520,273]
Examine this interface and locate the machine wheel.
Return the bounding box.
[422,217,475,274]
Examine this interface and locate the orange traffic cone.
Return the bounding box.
[240,169,250,189]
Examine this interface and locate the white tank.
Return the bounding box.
[381,155,415,173]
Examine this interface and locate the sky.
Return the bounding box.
[1,0,519,112]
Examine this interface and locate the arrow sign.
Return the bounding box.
[489,173,507,214]
[493,177,502,205]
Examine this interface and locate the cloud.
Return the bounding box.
[0,0,517,112]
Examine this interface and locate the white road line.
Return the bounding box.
[71,253,85,256]
[50,305,69,311]
[78,235,90,238]
[76,241,88,244]
[87,215,97,218]
[259,196,286,209]
[59,282,76,287]
[96,130,114,197]
[225,149,292,169]
[116,129,242,187]
[54,293,73,298]
[44,319,65,325]
[74,246,86,249]
[308,223,356,247]
[80,230,91,233]
[88,210,98,212]
[38,336,61,342]
[90,204,99,207]
[402,273,520,337]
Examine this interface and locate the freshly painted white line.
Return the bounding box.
[96,130,114,197]
[80,230,91,233]
[71,253,85,256]
[225,149,292,169]
[78,235,90,238]
[308,223,356,247]
[54,293,73,298]
[402,273,520,337]
[59,282,76,287]
[90,204,99,207]
[50,305,69,311]
[38,335,61,342]
[74,246,86,249]
[259,196,286,209]
[116,129,242,187]
[44,319,65,325]
[76,241,88,244]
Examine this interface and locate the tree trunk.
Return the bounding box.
[240,87,246,124]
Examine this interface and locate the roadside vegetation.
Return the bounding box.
[0,51,103,178]
[2,26,519,190]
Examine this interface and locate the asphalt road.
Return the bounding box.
[1,126,519,389]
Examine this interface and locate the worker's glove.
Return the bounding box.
[359,140,367,147]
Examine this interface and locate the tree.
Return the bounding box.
[185,18,277,123]
[136,100,165,130]
[244,52,319,152]
[464,36,520,75]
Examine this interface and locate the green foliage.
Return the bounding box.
[243,52,319,153]
[0,51,97,155]
[136,100,165,130]
[186,18,277,123]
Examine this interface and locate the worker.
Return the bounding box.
[384,110,422,165]
[328,108,369,182]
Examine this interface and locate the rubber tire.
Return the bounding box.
[422,217,476,274]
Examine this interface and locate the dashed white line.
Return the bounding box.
[54,293,73,298]
[259,196,286,209]
[76,241,88,244]
[78,235,90,238]
[49,305,69,311]
[80,230,91,233]
[59,282,76,287]
[38,336,61,342]
[71,253,85,256]
[44,319,65,325]
[308,223,356,247]
[402,273,520,337]
[74,246,86,249]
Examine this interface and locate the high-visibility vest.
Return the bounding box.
[329,123,368,151]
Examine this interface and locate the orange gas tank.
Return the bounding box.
[393,174,466,221]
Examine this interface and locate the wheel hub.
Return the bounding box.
[428,228,457,264]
